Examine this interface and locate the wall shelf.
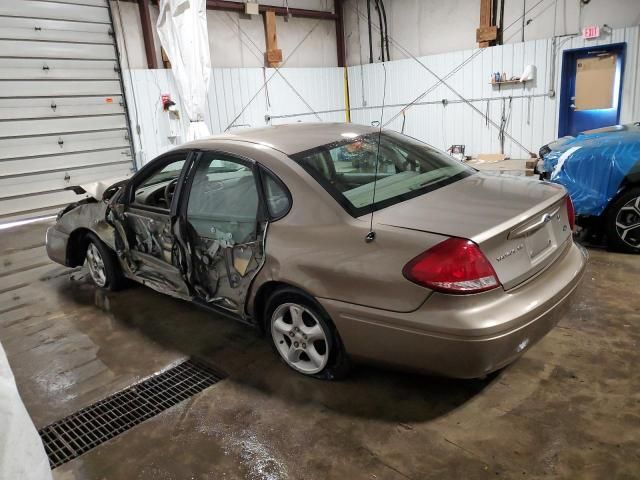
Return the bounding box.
[490,79,530,89]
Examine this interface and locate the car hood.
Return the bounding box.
[374,172,565,242]
[72,175,131,200]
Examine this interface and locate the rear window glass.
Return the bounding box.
[290,131,474,216]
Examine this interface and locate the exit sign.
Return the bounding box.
[582,25,600,39]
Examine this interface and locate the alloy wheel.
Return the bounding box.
[86,243,107,287]
[271,302,329,375]
[615,195,640,249]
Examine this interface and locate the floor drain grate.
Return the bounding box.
[38,359,224,468]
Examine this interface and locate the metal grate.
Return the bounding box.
[39,359,224,468]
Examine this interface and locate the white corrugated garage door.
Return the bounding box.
[0,0,134,223]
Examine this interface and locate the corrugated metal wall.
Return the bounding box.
[123,66,346,165]
[348,26,640,158]
[122,26,638,165]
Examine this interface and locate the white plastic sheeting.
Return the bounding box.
[156,0,211,141]
[0,342,52,480]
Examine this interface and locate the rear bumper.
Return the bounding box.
[45,226,69,266]
[319,242,588,378]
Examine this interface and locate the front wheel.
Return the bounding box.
[605,187,640,254]
[266,289,350,380]
[84,232,125,290]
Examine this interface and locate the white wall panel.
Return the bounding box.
[343,0,640,64]
[123,66,346,165]
[349,26,640,158]
[121,27,637,164]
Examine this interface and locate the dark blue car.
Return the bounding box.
[541,123,640,253]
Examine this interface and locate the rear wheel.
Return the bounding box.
[265,289,350,380]
[606,187,640,253]
[84,232,125,290]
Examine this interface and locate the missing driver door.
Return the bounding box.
[112,153,191,298]
[182,152,265,314]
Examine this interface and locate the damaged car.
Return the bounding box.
[541,122,640,253]
[46,123,587,379]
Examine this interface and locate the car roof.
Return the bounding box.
[181,122,378,156]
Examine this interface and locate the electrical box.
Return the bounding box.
[245,2,259,15]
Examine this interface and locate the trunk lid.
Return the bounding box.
[374,172,572,289]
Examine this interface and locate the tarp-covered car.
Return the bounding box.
[542,123,640,253]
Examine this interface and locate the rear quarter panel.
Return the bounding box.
[241,144,444,314]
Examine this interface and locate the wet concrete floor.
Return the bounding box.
[0,220,638,479]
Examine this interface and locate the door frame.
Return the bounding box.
[176,149,270,318]
[120,149,196,214]
[110,150,196,296]
[558,42,626,137]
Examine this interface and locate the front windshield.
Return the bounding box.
[290,131,474,216]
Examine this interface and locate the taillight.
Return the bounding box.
[565,195,575,231]
[402,238,500,294]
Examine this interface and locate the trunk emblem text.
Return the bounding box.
[496,244,524,262]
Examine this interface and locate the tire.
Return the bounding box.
[84,232,125,290]
[265,287,351,380]
[605,186,640,254]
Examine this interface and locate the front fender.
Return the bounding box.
[56,201,117,251]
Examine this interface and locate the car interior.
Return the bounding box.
[186,159,259,244]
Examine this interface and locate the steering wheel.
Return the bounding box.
[164,178,179,208]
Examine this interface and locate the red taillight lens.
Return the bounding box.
[402,238,500,294]
[565,195,575,231]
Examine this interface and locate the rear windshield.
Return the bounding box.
[290,131,474,217]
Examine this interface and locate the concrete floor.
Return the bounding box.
[1,220,639,480]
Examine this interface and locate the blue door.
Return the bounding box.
[558,43,626,137]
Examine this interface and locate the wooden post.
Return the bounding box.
[137,0,158,69]
[476,0,497,48]
[263,10,283,67]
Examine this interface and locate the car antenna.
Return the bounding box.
[365,61,387,243]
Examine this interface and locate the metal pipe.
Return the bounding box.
[366,0,373,63]
[206,0,337,20]
[498,0,505,44]
[268,92,553,120]
[374,0,385,61]
[379,0,390,61]
[522,0,526,42]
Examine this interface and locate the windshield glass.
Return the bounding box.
[290,131,474,216]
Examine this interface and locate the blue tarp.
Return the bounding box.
[543,125,640,216]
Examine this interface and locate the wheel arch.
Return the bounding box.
[66,228,93,267]
[251,280,321,332]
[620,161,640,191]
[601,161,640,218]
[66,226,115,267]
